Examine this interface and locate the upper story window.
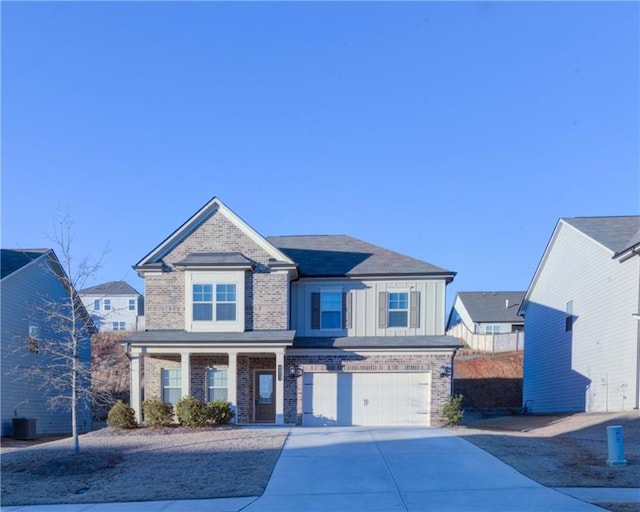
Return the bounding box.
[28,322,39,354]
[128,299,136,311]
[388,292,409,327]
[311,291,352,330]
[184,270,246,333]
[379,290,419,329]
[112,321,127,331]
[104,299,111,311]
[94,299,100,310]
[193,284,236,322]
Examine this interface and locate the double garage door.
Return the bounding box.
[302,372,431,426]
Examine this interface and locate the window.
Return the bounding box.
[104,299,111,311]
[193,284,236,322]
[28,323,39,354]
[388,292,409,327]
[112,321,126,331]
[128,299,136,311]
[565,300,574,332]
[321,292,342,329]
[207,368,228,402]
[485,325,501,334]
[162,369,182,404]
[94,299,100,310]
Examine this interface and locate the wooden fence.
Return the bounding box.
[447,323,524,353]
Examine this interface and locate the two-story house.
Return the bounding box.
[1,249,93,436]
[519,216,640,413]
[79,281,144,332]
[124,198,461,426]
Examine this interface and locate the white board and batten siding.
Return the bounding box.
[291,278,447,337]
[303,371,432,426]
[523,221,640,413]
[1,255,92,436]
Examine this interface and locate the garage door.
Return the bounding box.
[302,372,431,426]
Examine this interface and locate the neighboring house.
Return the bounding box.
[446,291,525,352]
[519,216,640,414]
[1,249,93,435]
[79,281,144,332]
[447,291,525,334]
[125,197,461,426]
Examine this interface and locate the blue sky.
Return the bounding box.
[2,1,638,312]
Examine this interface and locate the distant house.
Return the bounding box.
[447,291,525,334]
[125,197,461,427]
[1,249,93,435]
[446,291,525,352]
[79,281,144,332]
[519,216,640,413]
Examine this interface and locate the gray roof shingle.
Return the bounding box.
[174,252,253,268]
[79,281,142,296]
[456,291,526,323]
[124,330,296,344]
[267,235,454,278]
[563,216,640,255]
[293,335,462,349]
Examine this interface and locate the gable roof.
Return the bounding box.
[267,235,455,279]
[563,216,640,256]
[454,291,525,324]
[78,280,142,296]
[1,249,50,279]
[134,197,296,272]
[519,215,640,316]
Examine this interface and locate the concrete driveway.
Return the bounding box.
[246,427,606,512]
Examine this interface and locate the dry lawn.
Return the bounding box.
[1,426,288,506]
[453,411,639,512]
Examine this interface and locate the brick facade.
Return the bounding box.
[284,352,453,426]
[144,210,288,331]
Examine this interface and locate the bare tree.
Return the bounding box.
[14,211,109,454]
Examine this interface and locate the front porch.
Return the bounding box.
[129,345,289,425]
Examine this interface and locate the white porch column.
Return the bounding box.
[227,351,238,423]
[130,349,143,423]
[275,350,285,425]
[180,351,191,398]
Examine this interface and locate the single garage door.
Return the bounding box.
[302,372,431,426]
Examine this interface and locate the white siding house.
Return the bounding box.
[79,281,144,332]
[1,249,93,435]
[520,217,640,413]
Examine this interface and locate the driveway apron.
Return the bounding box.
[245,427,606,512]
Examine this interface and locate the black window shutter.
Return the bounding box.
[378,291,388,328]
[409,291,420,328]
[343,292,352,329]
[311,292,320,329]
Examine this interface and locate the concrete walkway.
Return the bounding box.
[2,427,637,512]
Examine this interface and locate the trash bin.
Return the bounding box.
[12,418,36,440]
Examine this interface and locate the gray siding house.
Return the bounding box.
[1,249,93,435]
[125,197,461,426]
[519,216,640,413]
[447,291,525,334]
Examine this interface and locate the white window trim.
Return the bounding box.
[184,270,245,332]
[387,289,410,329]
[207,367,229,402]
[104,298,111,311]
[162,368,182,405]
[128,298,136,311]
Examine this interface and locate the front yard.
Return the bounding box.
[1,426,288,506]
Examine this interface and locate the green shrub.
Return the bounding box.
[176,396,208,427]
[206,400,235,425]
[442,394,464,426]
[142,397,173,427]
[106,400,137,429]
